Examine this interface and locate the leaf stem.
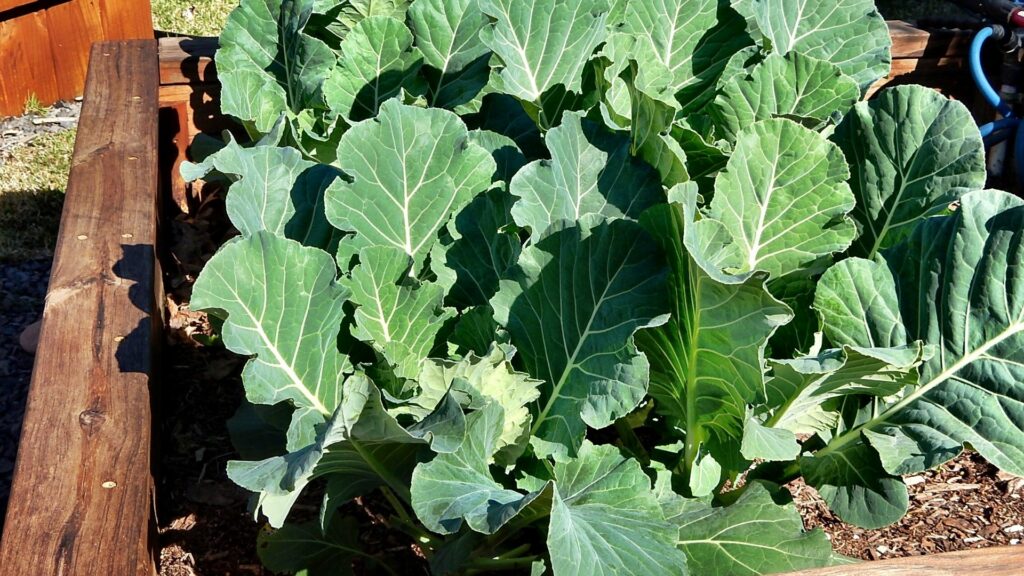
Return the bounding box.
[349,439,412,504]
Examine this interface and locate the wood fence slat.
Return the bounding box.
[0,9,60,111]
[0,40,160,576]
[44,0,106,97]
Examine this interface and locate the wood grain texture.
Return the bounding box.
[888,20,970,59]
[158,36,218,86]
[0,0,39,13]
[0,9,60,112]
[784,546,1024,576]
[45,0,106,97]
[0,41,160,576]
[0,0,153,116]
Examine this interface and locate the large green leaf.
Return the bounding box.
[435,188,521,308]
[708,118,856,278]
[192,233,350,448]
[314,0,412,43]
[834,85,987,258]
[674,482,840,575]
[799,442,909,529]
[409,0,493,110]
[181,138,342,251]
[763,345,925,440]
[322,16,425,121]
[342,245,455,380]
[637,187,790,489]
[711,52,859,142]
[491,218,670,460]
[415,345,541,459]
[814,257,907,349]
[509,111,663,238]
[732,0,891,91]
[218,0,335,132]
[326,100,494,267]
[479,0,609,103]
[621,0,752,112]
[411,404,546,534]
[229,374,463,526]
[805,191,1024,526]
[548,442,687,576]
[258,515,363,576]
[856,191,1024,473]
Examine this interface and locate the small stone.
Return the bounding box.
[1005,524,1023,533]
[1011,539,1020,546]
[875,545,890,554]
[905,475,926,486]
[18,320,41,354]
[963,537,983,543]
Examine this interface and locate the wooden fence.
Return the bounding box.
[0,0,152,117]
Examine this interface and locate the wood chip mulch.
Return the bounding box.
[792,451,1024,561]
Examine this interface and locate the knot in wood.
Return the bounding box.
[78,409,106,432]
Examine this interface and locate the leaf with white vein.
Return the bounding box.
[229,374,464,526]
[708,118,856,278]
[711,52,859,142]
[732,0,891,91]
[182,137,342,251]
[191,233,350,450]
[325,99,494,268]
[217,0,335,132]
[637,187,790,485]
[479,0,609,103]
[342,245,455,380]
[509,111,663,239]
[833,85,987,258]
[411,404,546,534]
[548,442,688,576]
[409,0,493,110]
[490,218,670,460]
[323,16,426,121]
[675,482,840,575]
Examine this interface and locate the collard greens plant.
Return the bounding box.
[186,0,1024,573]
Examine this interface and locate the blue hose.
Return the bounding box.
[980,117,1019,137]
[971,27,1015,118]
[1015,121,1024,188]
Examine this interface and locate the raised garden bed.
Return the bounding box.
[1,13,1022,576]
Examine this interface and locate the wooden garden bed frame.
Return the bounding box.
[0,23,1020,575]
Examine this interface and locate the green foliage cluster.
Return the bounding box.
[186,1,1024,573]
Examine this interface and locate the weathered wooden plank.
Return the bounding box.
[785,546,1024,576]
[888,20,971,59]
[867,56,969,98]
[0,40,160,576]
[158,36,218,86]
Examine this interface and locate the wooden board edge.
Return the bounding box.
[0,39,161,576]
[158,35,218,86]
[783,546,1024,575]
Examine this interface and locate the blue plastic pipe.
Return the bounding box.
[1015,121,1024,188]
[971,27,1015,118]
[980,117,1019,137]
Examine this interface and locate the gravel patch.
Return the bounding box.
[0,100,80,157]
[0,259,51,532]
